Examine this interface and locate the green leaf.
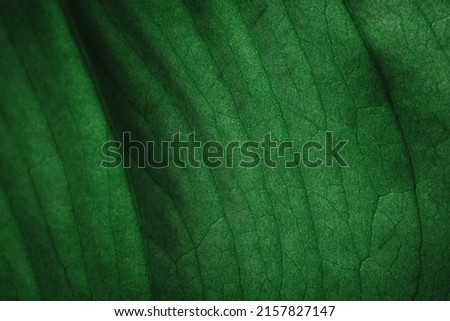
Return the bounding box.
[0,0,449,300]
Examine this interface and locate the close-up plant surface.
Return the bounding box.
[0,0,449,300]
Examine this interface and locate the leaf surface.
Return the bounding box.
[0,0,449,300]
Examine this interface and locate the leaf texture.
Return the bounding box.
[0,0,449,300]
